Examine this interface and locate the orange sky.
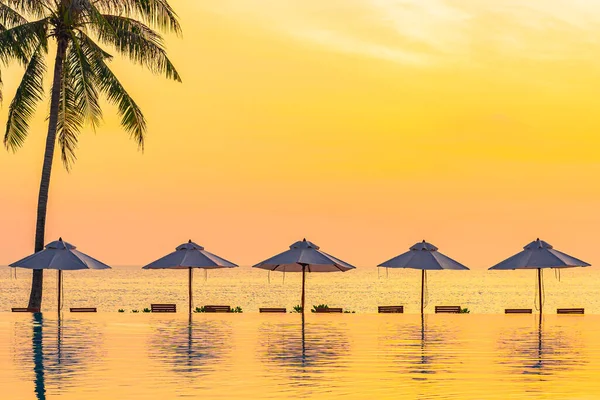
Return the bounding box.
[1,0,599,269]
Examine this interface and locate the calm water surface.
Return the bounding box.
[1,314,599,399]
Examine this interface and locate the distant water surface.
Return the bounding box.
[0,266,597,313]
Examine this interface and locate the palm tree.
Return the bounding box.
[1,0,181,310]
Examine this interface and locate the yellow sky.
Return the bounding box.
[1,0,600,268]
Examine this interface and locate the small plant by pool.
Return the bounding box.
[194,306,206,313]
[230,306,243,313]
[118,309,125,313]
[460,308,470,314]
[142,308,151,313]
[291,305,303,313]
[131,309,139,313]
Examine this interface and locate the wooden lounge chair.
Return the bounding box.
[557,308,584,314]
[505,308,532,314]
[259,307,286,313]
[314,307,343,313]
[151,304,176,313]
[70,307,97,313]
[11,308,40,313]
[204,305,231,313]
[378,306,404,313]
[435,306,461,314]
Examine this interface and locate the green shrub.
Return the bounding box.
[459,308,470,314]
[230,306,243,313]
[131,309,139,313]
[343,310,356,314]
[118,309,125,313]
[194,306,206,313]
[291,305,303,313]
[142,308,151,313]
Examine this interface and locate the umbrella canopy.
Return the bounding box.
[489,239,590,314]
[253,239,355,273]
[9,238,111,313]
[142,240,238,315]
[10,238,111,271]
[379,240,469,271]
[489,239,590,270]
[378,240,469,314]
[143,240,237,270]
[253,239,356,313]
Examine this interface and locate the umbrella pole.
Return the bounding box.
[57,270,62,315]
[421,270,425,315]
[537,268,543,315]
[301,265,306,314]
[189,267,193,316]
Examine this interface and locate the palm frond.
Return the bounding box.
[5,0,50,18]
[0,18,48,66]
[81,33,147,149]
[93,0,181,35]
[94,14,180,81]
[67,32,102,129]
[0,2,29,29]
[3,41,46,151]
[57,66,83,169]
[77,0,114,36]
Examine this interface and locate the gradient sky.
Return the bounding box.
[1,0,600,268]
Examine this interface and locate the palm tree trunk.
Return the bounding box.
[27,38,68,310]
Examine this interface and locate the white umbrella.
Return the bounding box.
[9,238,111,314]
[253,239,355,314]
[142,240,238,315]
[489,239,590,314]
[378,240,469,314]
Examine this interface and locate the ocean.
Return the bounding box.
[0,266,596,314]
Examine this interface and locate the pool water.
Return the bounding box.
[1,313,599,399]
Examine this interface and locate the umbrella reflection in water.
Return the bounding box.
[149,317,232,376]
[415,315,434,376]
[378,315,458,378]
[259,315,350,382]
[497,315,585,378]
[25,314,101,399]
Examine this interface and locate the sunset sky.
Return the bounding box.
[1,0,600,269]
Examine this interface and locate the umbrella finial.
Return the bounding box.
[59,237,63,242]
[422,239,426,243]
[188,239,192,243]
[303,238,306,242]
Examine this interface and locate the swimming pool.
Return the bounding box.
[1,313,598,399]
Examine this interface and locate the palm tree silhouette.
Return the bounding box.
[1,0,181,309]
